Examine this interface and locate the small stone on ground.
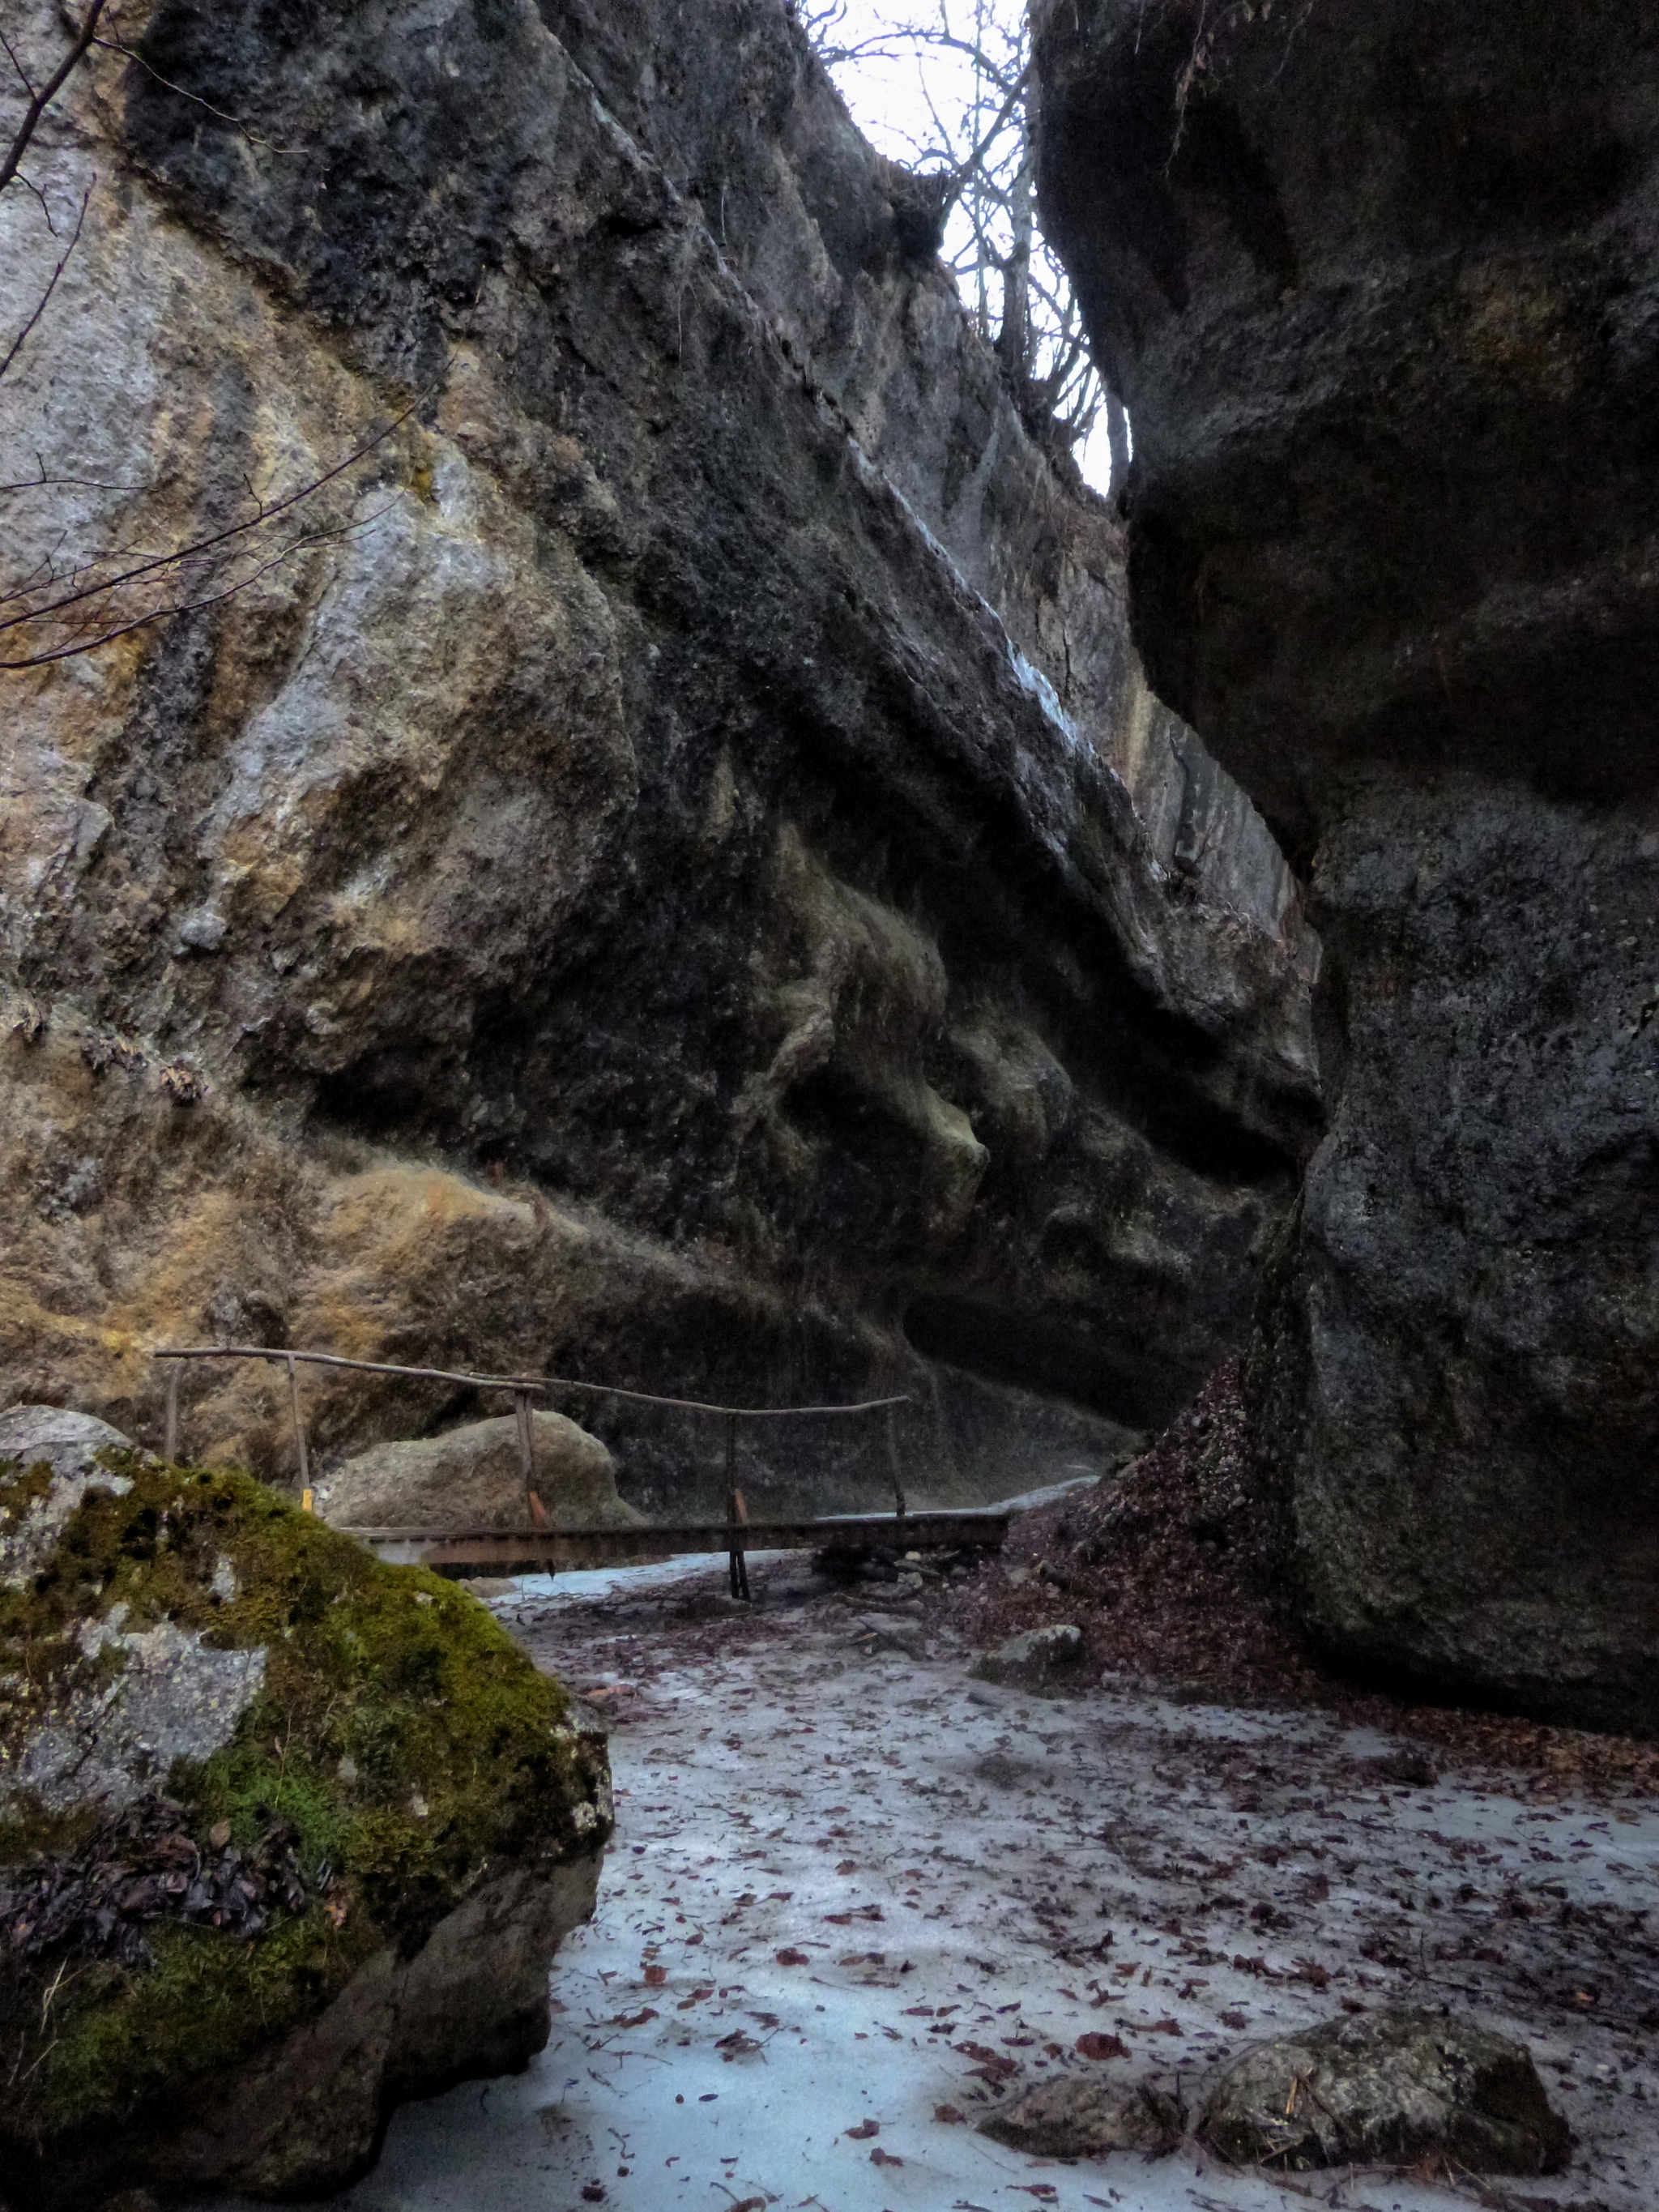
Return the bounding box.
[979,2073,1183,2157]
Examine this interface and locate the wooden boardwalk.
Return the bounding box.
[343,1509,1009,1578]
[152,1342,1006,1585]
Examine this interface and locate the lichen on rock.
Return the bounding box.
[1197,2007,1572,2176]
[980,2073,1183,2158]
[0,1408,611,2206]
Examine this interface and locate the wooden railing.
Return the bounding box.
[151,1345,915,1582]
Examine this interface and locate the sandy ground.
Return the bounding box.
[199,1550,1659,2212]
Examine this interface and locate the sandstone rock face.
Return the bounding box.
[0,1412,610,2204]
[1035,0,1659,1727]
[317,1407,642,1531]
[0,0,1316,1522]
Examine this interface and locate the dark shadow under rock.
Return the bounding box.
[1197,2007,1571,2175]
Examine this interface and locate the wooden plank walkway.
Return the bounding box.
[343,1509,1009,1578]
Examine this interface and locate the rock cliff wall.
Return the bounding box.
[0,0,1316,1515]
[1035,0,1659,1727]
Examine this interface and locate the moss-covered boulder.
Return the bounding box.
[0,1405,611,2208]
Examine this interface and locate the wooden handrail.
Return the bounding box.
[151,1346,914,1552]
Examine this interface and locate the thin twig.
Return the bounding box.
[92,34,295,152]
[0,398,420,647]
[0,502,391,666]
[0,184,88,384]
[0,0,108,194]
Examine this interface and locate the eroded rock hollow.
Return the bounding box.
[1035,0,1659,1727]
[1,0,1317,1515]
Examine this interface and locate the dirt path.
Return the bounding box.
[234,1554,1658,2212]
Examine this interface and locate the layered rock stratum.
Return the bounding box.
[1035,0,1659,1727]
[0,0,1316,1515]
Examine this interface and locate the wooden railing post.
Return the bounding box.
[725,1409,749,1600]
[284,1352,310,1497]
[515,1389,549,1533]
[164,1363,181,1463]
[886,1402,907,1521]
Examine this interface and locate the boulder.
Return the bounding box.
[315,1409,642,1531]
[0,1408,612,2207]
[1197,2008,1571,2176]
[970,1621,1085,1689]
[980,2074,1183,2158]
[1034,0,1659,1727]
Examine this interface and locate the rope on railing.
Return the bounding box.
[151,1345,913,1540]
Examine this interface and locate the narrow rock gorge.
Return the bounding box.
[1034,0,1659,1730]
[8,1,1659,2204]
[0,0,1317,1514]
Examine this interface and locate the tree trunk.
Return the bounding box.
[997,115,1034,386]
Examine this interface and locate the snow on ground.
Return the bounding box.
[209,1553,1659,2212]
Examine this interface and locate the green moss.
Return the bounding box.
[0,1451,610,2156]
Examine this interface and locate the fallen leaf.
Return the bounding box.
[846,2119,879,2138]
[871,2146,903,2167]
[1074,2031,1128,2060]
[612,2008,658,2029]
[643,1965,667,1987]
[955,2042,1017,2078]
[208,1820,232,1851]
[934,2104,967,2124]
[775,1947,810,1966]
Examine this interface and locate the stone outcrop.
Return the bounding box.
[317,1407,642,1531]
[0,1410,610,2205]
[1198,2009,1570,2176]
[1035,0,1659,1728]
[0,0,1316,1522]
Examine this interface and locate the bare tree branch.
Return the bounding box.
[92,33,295,152]
[0,504,394,668]
[0,27,39,102]
[0,185,87,383]
[800,2,1120,474]
[0,397,420,640]
[0,390,429,669]
[0,0,107,195]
